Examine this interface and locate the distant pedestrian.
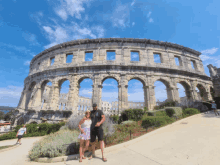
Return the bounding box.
[16,124,27,145]
[211,101,219,116]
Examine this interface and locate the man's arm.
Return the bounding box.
[96,114,105,127]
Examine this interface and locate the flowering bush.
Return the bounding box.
[28,129,80,161]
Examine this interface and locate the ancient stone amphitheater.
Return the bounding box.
[14,38,213,126]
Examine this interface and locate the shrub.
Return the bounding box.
[110,115,119,124]
[66,114,84,130]
[155,110,167,116]
[147,112,156,116]
[183,108,199,116]
[165,107,182,117]
[102,116,115,137]
[165,108,175,117]
[26,123,38,134]
[141,116,175,128]
[120,109,145,122]
[28,129,80,160]
[63,111,72,118]
[121,120,136,125]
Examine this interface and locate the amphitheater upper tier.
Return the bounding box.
[17,38,213,114]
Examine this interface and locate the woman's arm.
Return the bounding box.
[78,117,86,133]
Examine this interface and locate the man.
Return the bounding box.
[89,103,107,162]
[16,124,27,145]
[211,101,219,116]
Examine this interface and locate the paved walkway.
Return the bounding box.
[0,112,220,165]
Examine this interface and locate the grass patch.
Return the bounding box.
[0,145,15,150]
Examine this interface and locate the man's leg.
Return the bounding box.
[89,129,97,159]
[98,128,107,161]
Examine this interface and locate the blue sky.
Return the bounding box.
[0,0,219,109]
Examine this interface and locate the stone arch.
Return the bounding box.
[17,117,25,126]
[210,86,215,99]
[127,76,146,87]
[25,81,37,110]
[177,80,192,100]
[78,75,94,85]
[101,75,120,85]
[153,77,171,88]
[196,83,207,101]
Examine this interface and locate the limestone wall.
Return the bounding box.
[17,38,213,120]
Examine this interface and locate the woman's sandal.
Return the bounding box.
[82,156,86,159]
[79,159,82,162]
[88,154,96,160]
[102,157,107,162]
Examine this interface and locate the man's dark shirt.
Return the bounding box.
[90,109,104,130]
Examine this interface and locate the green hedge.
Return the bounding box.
[141,116,175,128]
[183,108,200,116]
[165,107,183,117]
[0,122,66,141]
[155,110,167,116]
[110,115,119,123]
[147,111,156,116]
[119,109,145,123]
[165,108,175,117]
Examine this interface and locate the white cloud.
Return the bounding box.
[22,32,40,46]
[132,22,135,26]
[201,47,218,55]
[131,0,135,6]
[149,18,154,23]
[200,55,213,61]
[24,61,31,66]
[43,23,105,49]
[215,60,220,67]
[111,4,130,28]
[1,43,35,55]
[55,0,90,20]
[147,11,152,17]
[0,86,23,107]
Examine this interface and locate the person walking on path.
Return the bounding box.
[78,110,92,163]
[89,103,107,162]
[211,101,219,116]
[16,124,27,145]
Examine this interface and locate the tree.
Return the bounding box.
[0,111,5,120]
[4,110,16,121]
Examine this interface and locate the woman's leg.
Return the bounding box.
[82,140,90,156]
[79,139,84,161]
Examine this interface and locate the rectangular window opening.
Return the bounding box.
[50,57,55,66]
[174,56,180,66]
[85,52,93,61]
[191,61,195,69]
[130,51,139,61]
[107,50,116,61]
[66,54,73,63]
[154,53,161,63]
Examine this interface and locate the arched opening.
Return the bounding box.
[177,81,191,105]
[210,87,215,100]
[101,78,118,114]
[59,79,70,110]
[30,121,37,124]
[154,80,169,107]
[41,81,52,110]
[128,79,144,110]
[25,82,37,110]
[17,117,24,126]
[78,78,93,112]
[196,84,207,101]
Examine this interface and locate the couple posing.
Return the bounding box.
[78,103,107,162]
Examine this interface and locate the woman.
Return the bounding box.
[78,110,92,162]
